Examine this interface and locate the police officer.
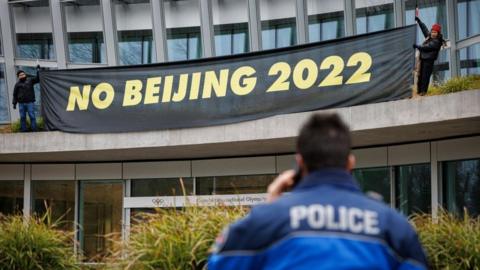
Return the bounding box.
[12,65,40,132]
[208,113,428,269]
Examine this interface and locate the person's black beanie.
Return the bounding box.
[17,70,25,77]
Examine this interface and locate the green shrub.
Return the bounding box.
[109,204,247,270]
[412,211,480,270]
[10,117,45,132]
[428,75,480,96]
[0,213,79,270]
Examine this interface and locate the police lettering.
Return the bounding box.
[290,204,380,235]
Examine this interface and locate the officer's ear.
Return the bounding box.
[346,154,356,172]
[295,154,308,176]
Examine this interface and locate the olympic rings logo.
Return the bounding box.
[152,198,165,206]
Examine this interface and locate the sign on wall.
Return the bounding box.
[40,26,416,133]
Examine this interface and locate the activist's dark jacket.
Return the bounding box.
[13,69,39,105]
[417,19,443,61]
[208,169,428,270]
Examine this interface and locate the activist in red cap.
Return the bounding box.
[413,16,446,96]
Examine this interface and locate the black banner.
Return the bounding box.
[41,26,416,133]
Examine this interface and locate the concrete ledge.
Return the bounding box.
[1,90,479,162]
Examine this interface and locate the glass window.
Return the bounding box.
[164,0,202,61]
[355,0,394,34]
[0,64,9,123]
[457,0,480,40]
[31,181,75,231]
[11,0,55,60]
[459,43,480,76]
[79,181,123,262]
[212,0,249,56]
[307,0,344,42]
[395,164,431,215]
[353,167,390,204]
[63,0,106,64]
[0,181,24,215]
[443,159,480,217]
[405,0,450,82]
[131,178,194,196]
[196,174,275,195]
[114,0,155,65]
[260,0,297,50]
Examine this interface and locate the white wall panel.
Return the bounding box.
[260,0,296,21]
[276,154,295,172]
[115,3,152,31]
[212,0,248,25]
[32,164,75,180]
[13,7,52,33]
[123,161,191,179]
[0,164,24,180]
[192,156,275,176]
[307,0,344,14]
[65,5,103,32]
[437,136,480,161]
[164,0,201,28]
[353,147,388,168]
[388,142,430,165]
[76,163,121,179]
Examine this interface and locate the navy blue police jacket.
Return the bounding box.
[208,169,428,270]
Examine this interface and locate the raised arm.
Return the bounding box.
[415,17,430,38]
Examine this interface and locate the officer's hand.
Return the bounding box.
[267,170,296,203]
[13,104,16,110]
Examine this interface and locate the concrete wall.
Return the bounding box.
[1,136,479,181]
[0,90,479,162]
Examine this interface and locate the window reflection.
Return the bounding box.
[31,181,75,231]
[395,164,431,215]
[0,65,9,123]
[459,43,480,76]
[443,159,480,217]
[457,0,480,40]
[353,167,390,204]
[0,181,23,216]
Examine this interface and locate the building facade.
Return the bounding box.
[0,0,479,261]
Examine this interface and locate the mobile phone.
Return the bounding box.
[292,166,302,188]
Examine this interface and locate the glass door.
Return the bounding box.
[78,181,123,262]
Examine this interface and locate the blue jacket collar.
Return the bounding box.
[294,168,361,193]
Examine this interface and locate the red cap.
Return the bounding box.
[431,24,441,33]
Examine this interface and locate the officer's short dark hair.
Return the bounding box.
[17,70,25,77]
[297,113,351,171]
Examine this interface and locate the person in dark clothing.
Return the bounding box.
[13,65,41,132]
[413,17,446,96]
[209,113,428,270]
